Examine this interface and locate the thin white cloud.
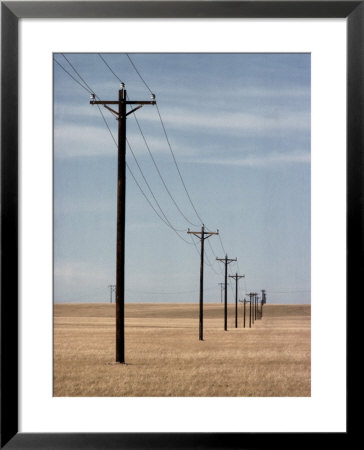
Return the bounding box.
[143,108,310,135]
[54,261,111,284]
[54,198,115,215]
[234,86,310,99]
[185,151,310,168]
[55,84,310,117]
[54,123,173,158]
[54,124,116,158]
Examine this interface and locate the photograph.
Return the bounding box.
[53,52,311,397]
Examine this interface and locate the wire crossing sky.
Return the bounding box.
[53,53,311,304]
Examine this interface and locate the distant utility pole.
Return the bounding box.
[216,255,237,331]
[255,293,258,320]
[249,292,254,326]
[261,289,266,318]
[243,299,246,328]
[249,294,252,328]
[228,273,245,328]
[108,284,116,303]
[218,283,225,304]
[188,225,218,341]
[239,299,247,328]
[91,84,156,364]
[255,293,259,320]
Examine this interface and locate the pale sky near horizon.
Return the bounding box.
[53,53,310,304]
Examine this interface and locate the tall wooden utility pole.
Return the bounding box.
[91,84,155,363]
[216,255,237,331]
[228,273,245,328]
[187,225,218,341]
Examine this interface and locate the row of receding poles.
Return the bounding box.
[92,83,267,362]
[238,291,266,328]
[187,224,268,340]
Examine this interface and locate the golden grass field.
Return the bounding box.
[54,303,310,397]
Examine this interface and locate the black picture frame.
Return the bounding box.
[1,1,356,448]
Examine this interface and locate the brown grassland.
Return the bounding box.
[53,303,310,397]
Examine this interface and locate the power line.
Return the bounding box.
[54,58,92,94]
[99,54,195,227]
[56,54,194,246]
[127,138,187,233]
[218,233,227,255]
[128,102,200,227]
[204,250,220,275]
[125,53,204,227]
[126,163,192,245]
[56,54,244,294]
[100,54,227,253]
[189,233,201,257]
[55,54,262,314]
[243,276,248,294]
[95,104,193,246]
[61,53,97,97]
[93,57,189,233]
[126,53,154,95]
[206,239,223,274]
[155,103,205,225]
[98,53,123,83]
[189,234,220,276]
[95,104,117,145]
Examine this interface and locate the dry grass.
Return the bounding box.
[53,303,310,397]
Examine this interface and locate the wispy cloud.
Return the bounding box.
[185,151,310,168]
[233,86,310,99]
[54,261,111,285]
[143,108,310,136]
[54,123,174,158]
[54,198,116,215]
[54,124,116,158]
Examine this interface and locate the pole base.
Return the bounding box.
[106,361,127,366]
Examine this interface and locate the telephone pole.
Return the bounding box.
[244,299,247,328]
[90,84,155,363]
[261,289,266,318]
[108,284,116,303]
[249,294,252,328]
[216,255,237,331]
[228,273,245,328]
[188,225,218,340]
[218,282,225,304]
[255,293,258,320]
[249,292,254,325]
[239,299,247,328]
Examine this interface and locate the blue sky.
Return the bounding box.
[53,53,310,304]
